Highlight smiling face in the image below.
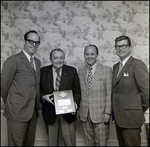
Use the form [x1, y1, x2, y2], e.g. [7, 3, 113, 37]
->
[84, 46, 98, 66]
[24, 32, 40, 56]
[50, 50, 65, 69]
[115, 39, 131, 61]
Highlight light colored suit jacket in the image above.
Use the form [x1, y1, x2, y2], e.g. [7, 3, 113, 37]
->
[112, 56, 149, 128]
[1, 51, 41, 122]
[78, 63, 112, 123]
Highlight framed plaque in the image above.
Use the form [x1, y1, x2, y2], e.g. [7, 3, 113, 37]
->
[53, 90, 76, 115]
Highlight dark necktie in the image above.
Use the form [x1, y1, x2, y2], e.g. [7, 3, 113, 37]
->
[55, 69, 61, 91]
[117, 62, 123, 77]
[30, 57, 36, 73]
[87, 66, 93, 94]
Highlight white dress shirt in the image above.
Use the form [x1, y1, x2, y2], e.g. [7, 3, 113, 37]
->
[23, 50, 36, 71]
[87, 62, 97, 77]
[52, 67, 62, 90]
[120, 55, 132, 67]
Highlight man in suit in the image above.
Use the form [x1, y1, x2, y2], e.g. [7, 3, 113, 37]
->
[1, 30, 41, 146]
[40, 48, 81, 146]
[112, 35, 149, 146]
[78, 44, 112, 146]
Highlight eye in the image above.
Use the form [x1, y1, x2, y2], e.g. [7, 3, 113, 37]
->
[60, 57, 64, 60]
[35, 42, 40, 46]
[85, 53, 90, 56]
[53, 57, 58, 60]
[122, 45, 128, 48]
[29, 40, 34, 44]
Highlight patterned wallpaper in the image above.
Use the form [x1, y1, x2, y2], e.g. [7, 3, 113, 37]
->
[1, 1, 149, 71]
[1, 1, 149, 110]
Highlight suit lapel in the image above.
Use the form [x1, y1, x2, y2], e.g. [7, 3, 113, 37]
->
[34, 58, 40, 84]
[20, 51, 35, 75]
[83, 67, 88, 89]
[79, 67, 88, 94]
[34, 58, 40, 76]
[90, 64, 103, 93]
[115, 56, 133, 85]
[59, 65, 67, 90]
[113, 63, 119, 86]
[46, 65, 54, 91]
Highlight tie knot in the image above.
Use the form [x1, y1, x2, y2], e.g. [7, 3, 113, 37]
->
[30, 57, 34, 61]
[88, 66, 92, 71]
[55, 69, 60, 74]
[119, 62, 123, 67]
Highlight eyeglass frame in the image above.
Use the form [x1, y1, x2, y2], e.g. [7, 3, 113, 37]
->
[115, 44, 130, 50]
[25, 39, 41, 46]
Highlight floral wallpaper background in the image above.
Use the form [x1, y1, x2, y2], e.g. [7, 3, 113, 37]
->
[1, 1, 149, 69]
[1, 1, 149, 108]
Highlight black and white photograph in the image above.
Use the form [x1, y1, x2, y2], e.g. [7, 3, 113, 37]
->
[1, 1, 149, 146]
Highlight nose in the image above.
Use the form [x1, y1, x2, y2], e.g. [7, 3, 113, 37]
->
[119, 46, 124, 49]
[88, 55, 93, 58]
[32, 43, 37, 46]
[57, 58, 63, 63]
[31, 43, 38, 48]
[117, 47, 123, 51]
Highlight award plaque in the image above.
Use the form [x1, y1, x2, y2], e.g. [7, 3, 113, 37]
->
[53, 90, 76, 115]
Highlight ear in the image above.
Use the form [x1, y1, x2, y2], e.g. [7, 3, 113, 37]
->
[130, 48, 134, 57]
[130, 45, 133, 52]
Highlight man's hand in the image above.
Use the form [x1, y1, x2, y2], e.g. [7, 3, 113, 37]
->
[74, 102, 78, 110]
[1, 97, 5, 109]
[42, 94, 54, 105]
[104, 113, 111, 124]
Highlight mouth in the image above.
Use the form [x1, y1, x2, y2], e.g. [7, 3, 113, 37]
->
[118, 50, 125, 54]
[55, 62, 63, 65]
[87, 58, 93, 62]
[31, 47, 37, 51]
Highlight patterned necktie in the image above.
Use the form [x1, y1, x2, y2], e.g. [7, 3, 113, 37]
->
[87, 66, 93, 94]
[117, 62, 123, 77]
[55, 69, 61, 91]
[30, 57, 36, 73]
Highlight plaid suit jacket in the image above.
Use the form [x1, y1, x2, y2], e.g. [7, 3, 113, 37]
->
[78, 63, 112, 123]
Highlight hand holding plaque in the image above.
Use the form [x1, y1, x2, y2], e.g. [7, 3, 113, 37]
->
[53, 90, 76, 115]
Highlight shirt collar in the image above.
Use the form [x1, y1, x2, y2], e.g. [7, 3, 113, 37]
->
[87, 62, 97, 74]
[88, 62, 97, 69]
[120, 55, 132, 66]
[23, 50, 34, 61]
[52, 66, 62, 73]
[91, 62, 97, 71]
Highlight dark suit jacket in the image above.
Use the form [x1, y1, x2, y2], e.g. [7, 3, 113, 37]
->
[40, 64, 81, 125]
[112, 56, 149, 128]
[1, 51, 41, 122]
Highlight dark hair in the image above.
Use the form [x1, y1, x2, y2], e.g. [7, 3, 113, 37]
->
[24, 30, 39, 40]
[115, 36, 131, 46]
[50, 48, 65, 59]
[84, 44, 99, 55]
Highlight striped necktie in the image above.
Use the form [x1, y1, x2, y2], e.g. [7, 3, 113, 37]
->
[87, 66, 93, 94]
[117, 62, 123, 77]
[55, 69, 61, 91]
[30, 57, 36, 73]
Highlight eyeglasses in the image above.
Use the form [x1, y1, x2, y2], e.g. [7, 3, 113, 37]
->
[25, 39, 40, 46]
[115, 44, 129, 50]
